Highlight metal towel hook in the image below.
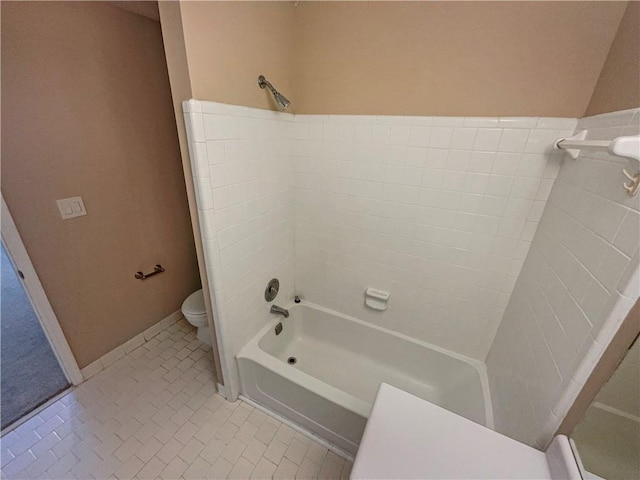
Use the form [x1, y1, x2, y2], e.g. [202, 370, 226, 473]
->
[622, 169, 640, 196]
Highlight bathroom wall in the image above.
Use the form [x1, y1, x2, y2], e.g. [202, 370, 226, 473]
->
[183, 100, 295, 397]
[178, 1, 295, 111]
[1, 1, 200, 368]
[486, 108, 640, 447]
[293, 114, 576, 359]
[292, 1, 626, 117]
[161, 1, 626, 118]
[585, 2, 640, 116]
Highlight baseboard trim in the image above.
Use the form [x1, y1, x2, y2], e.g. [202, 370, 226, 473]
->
[80, 309, 183, 380]
[239, 394, 354, 462]
[216, 382, 227, 399]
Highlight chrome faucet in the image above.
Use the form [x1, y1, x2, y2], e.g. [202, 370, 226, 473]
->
[270, 304, 289, 318]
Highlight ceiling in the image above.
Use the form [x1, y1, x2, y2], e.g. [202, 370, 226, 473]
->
[108, 1, 159, 22]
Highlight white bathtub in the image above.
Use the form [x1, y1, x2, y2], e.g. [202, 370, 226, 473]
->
[237, 302, 493, 455]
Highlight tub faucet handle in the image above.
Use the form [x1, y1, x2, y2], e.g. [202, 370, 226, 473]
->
[265, 278, 279, 302]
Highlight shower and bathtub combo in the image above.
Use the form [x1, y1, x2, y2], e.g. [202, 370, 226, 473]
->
[241, 78, 489, 456]
[182, 75, 640, 471]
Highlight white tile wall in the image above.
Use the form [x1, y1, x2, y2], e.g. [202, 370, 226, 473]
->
[184, 101, 580, 394]
[486, 108, 640, 448]
[184, 101, 593, 403]
[183, 100, 295, 400]
[292, 114, 577, 359]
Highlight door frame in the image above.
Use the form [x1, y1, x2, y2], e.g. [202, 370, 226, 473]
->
[557, 297, 640, 436]
[1, 196, 83, 385]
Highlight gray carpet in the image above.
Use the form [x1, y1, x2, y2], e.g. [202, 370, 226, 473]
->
[1, 243, 69, 429]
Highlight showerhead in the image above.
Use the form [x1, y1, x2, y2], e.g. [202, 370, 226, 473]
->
[258, 75, 291, 111]
[273, 91, 291, 111]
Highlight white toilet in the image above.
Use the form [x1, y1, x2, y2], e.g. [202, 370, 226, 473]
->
[181, 289, 212, 346]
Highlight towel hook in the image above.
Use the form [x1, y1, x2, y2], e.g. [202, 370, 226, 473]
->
[622, 169, 640, 196]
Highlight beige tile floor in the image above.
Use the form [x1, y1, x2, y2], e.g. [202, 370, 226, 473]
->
[0, 319, 353, 480]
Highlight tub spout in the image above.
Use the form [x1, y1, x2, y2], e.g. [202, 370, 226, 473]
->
[270, 305, 289, 318]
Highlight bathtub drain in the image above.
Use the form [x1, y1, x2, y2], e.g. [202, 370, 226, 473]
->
[287, 356, 297, 365]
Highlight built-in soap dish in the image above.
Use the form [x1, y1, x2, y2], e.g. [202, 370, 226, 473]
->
[365, 288, 390, 311]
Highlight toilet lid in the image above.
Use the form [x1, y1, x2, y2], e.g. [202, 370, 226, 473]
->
[182, 289, 206, 315]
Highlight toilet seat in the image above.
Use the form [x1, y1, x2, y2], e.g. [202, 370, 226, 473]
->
[182, 289, 206, 316]
[181, 289, 212, 346]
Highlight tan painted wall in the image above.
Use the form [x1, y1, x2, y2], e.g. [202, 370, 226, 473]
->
[585, 1, 640, 116]
[1, 1, 200, 368]
[293, 1, 626, 117]
[179, 1, 295, 111]
[167, 1, 627, 118]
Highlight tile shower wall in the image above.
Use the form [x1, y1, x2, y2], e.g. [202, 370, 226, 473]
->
[183, 101, 580, 396]
[486, 108, 640, 447]
[183, 100, 295, 399]
[293, 115, 577, 359]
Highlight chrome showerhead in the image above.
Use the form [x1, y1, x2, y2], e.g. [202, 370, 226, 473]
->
[273, 91, 291, 111]
[258, 75, 291, 111]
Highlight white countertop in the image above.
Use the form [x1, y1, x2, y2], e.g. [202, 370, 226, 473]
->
[351, 383, 562, 479]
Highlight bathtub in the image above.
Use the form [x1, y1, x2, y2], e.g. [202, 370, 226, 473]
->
[237, 302, 493, 455]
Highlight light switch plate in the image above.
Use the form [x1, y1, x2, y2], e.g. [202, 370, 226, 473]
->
[56, 196, 87, 220]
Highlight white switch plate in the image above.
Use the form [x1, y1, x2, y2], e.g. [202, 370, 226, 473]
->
[56, 196, 87, 220]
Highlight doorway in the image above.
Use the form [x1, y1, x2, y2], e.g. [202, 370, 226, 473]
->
[1, 197, 82, 431]
[0, 242, 69, 429]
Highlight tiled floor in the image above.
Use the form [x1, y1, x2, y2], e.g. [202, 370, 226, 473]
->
[0, 319, 353, 479]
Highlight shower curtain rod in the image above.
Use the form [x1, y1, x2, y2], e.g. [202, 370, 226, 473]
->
[555, 131, 640, 196]
[555, 132, 640, 162]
